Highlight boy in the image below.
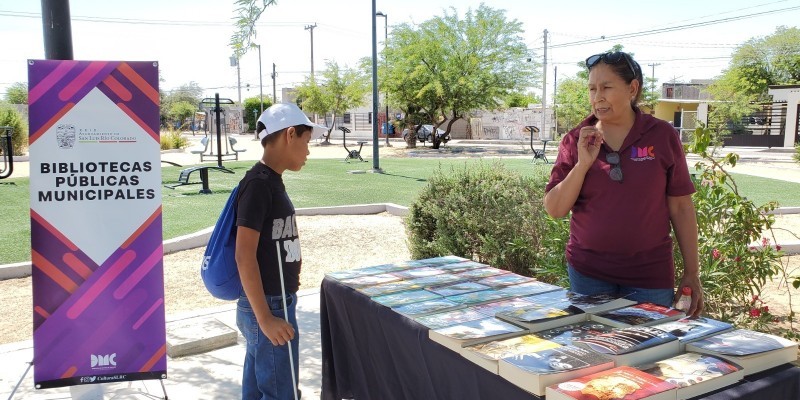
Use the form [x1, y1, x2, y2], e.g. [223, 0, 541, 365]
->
[234, 103, 327, 400]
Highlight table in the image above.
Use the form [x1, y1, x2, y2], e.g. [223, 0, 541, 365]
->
[320, 277, 800, 400]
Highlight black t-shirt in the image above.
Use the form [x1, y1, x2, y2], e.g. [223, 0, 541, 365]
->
[236, 162, 301, 295]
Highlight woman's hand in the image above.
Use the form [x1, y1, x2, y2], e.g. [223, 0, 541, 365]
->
[576, 126, 603, 171]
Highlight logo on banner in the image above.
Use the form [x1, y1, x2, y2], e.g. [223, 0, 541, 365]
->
[79, 376, 97, 383]
[91, 353, 117, 369]
[56, 124, 76, 149]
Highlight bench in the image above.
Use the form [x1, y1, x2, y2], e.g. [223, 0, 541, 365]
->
[229, 137, 247, 160]
[191, 136, 209, 156]
[165, 165, 234, 194]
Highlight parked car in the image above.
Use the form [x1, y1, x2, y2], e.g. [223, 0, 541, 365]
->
[402, 124, 450, 144]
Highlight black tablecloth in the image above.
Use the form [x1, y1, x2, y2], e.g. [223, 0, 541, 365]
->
[320, 277, 800, 400]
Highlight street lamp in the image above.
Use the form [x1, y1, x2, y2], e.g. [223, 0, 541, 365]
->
[370, 0, 380, 172]
[376, 11, 390, 147]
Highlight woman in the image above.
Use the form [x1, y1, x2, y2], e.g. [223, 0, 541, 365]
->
[543, 51, 703, 317]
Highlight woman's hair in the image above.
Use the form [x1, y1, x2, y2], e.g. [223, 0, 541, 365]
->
[260, 124, 312, 147]
[588, 52, 644, 106]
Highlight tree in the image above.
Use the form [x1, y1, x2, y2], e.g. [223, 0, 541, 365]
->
[229, 0, 277, 57]
[295, 61, 370, 144]
[706, 26, 800, 131]
[384, 5, 539, 149]
[243, 96, 272, 131]
[503, 91, 541, 109]
[553, 76, 590, 133]
[169, 101, 196, 130]
[161, 82, 203, 127]
[4, 82, 27, 104]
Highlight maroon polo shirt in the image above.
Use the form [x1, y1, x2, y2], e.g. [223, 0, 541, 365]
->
[546, 111, 695, 289]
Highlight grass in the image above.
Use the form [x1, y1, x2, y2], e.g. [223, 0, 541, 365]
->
[1, 158, 799, 264]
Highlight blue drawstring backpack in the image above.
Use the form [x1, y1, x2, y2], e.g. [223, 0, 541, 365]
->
[201, 185, 241, 300]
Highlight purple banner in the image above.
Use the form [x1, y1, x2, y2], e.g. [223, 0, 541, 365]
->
[28, 60, 166, 389]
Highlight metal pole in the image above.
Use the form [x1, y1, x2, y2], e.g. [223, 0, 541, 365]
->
[371, 0, 380, 171]
[41, 0, 73, 60]
[257, 44, 263, 114]
[541, 29, 548, 140]
[383, 13, 390, 147]
[305, 24, 317, 77]
[272, 63, 277, 103]
[553, 65, 558, 137]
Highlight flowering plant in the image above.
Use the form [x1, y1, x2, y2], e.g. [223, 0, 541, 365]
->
[678, 125, 792, 334]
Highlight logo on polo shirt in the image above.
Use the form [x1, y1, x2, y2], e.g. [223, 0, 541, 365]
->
[630, 146, 655, 161]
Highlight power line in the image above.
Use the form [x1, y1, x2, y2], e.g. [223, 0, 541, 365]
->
[548, 5, 800, 49]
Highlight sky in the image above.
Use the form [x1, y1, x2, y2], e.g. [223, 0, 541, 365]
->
[0, 0, 798, 104]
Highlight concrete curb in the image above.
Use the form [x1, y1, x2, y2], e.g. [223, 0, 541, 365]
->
[0, 204, 410, 281]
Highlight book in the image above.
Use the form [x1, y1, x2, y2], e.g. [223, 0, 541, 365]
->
[428, 317, 527, 352]
[325, 269, 367, 280]
[406, 273, 466, 287]
[535, 321, 617, 346]
[495, 301, 588, 332]
[372, 289, 441, 308]
[446, 288, 514, 306]
[438, 260, 490, 272]
[392, 266, 447, 279]
[498, 345, 615, 396]
[354, 262, 414, 275]
[471, 298, 537, 318]
[590, 303, 685, 328]
[357, 280, 424, 297]
[455, 266, 508, 279]
[427, 281, 491, 297]
[650, 317, 734, 350]
[394, 297, 463, 317]
[339, 273, 402, 288]
[461, 333, 561, 373]
[476, 273, 535, 288]
[685, 329, 799, 374]
[572, 326, 680, 366]
[546, 366, 677, 400]
[498, 281, 564, 297]
[413, 307, 487, 329]
[640, 352, 744, 400]
[415, 255, 470, 267]
[564, 293, 638, 315]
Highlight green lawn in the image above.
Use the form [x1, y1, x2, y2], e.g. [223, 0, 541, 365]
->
[1, 158, 798, 264]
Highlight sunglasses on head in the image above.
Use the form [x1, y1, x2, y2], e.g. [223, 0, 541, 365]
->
[606, 151, 623, 183]
[586, 52, 637, 79]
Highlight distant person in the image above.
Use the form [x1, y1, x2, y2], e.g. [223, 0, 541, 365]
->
[543, 51, 703, 317]
[235, 103, 327, 399]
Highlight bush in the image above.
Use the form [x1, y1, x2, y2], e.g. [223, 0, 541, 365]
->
[794, 142, 799, 165]
[681, 125, 790, 335]
[406, 162, 558, 277]
[160, 129, 189, 150]
[0, 105, 28, 156]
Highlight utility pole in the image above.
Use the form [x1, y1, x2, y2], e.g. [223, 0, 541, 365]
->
[304, 23, 317, 77]
[271, 63, 277, 103]
[647, 62, 661, 94]
[41, 0, 73, 60]
[553, 65, 558, 137]
[376, 11, 390, 147]
[370, 1, 380, 171]
[541, 29, 548, 139]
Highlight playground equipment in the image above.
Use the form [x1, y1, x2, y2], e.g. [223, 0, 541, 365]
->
[196, 97, 244, 162]
[0, 126, 14, 180]
[525, 125, 549, 164]
[166, 94, 234, 194]
[340, 126, 367, 162]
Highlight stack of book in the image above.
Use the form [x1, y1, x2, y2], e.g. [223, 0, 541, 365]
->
[326, 256, 799, 399]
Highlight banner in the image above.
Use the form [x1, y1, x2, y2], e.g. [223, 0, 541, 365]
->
[28, 60, 166, 389]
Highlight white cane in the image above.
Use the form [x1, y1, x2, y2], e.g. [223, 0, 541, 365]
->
[276, 241, 299, 400]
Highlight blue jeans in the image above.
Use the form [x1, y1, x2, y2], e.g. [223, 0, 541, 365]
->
[567, 265, 674, 307]
[237, 293, 300, 400]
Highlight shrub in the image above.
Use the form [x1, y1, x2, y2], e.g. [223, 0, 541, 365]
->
[406, 162, 556, 277]
[680, 125, 790, 334]
[794, 142, 799, 166]
[160, 129, 189, 150]
[0, 105, 28, 156]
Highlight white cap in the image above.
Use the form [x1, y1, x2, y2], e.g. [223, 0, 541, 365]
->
[257, 103, 328, 140]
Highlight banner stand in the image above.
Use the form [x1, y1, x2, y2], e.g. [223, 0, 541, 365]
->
[7, 360, 169, 399]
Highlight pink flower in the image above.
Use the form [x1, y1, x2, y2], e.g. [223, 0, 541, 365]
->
[749, 308, 761, 318]
[776, 245, 782, 251]
[761, 305, 769, 313]
[752, 295, 759, 302]
[712, 249, 721, 260]
[762, 237, 770, 247]
[734, 257, 741, 262]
